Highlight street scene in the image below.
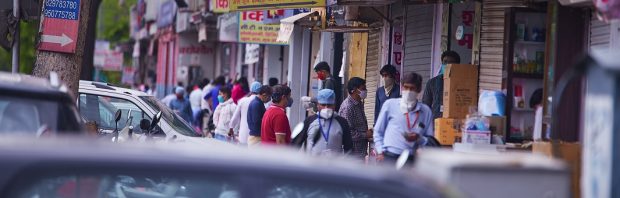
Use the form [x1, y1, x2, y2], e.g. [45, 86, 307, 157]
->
[0, 0, 619, 197]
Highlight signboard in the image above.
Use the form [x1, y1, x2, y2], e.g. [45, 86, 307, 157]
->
[449, 2, 474, 65]
[121, 67, 135, 84]
[94, 50, 123, 71]
[39, 0, 81, 53]
[245, 44, 260, 64]
[262, 8, 310, 24]
[219, 13, 239, 42]
[391, 18, 403, 69]
[210, 0, 230, 13]
[239, 11, 287, 45]
[157, 1, 177, 29]
[230, 0, 325, 11]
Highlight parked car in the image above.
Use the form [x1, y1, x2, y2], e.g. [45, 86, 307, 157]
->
[0, 137, 446, 198]
[78, 81, 208, 144]
[0, 72, 82, 135]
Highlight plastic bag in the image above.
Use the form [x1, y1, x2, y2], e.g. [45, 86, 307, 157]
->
[478, 90, 506, 116]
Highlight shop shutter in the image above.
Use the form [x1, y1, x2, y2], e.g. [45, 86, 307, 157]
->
[403, 4, 435, 92]
[365, 29, 381, 127]
[589, 14, 611, 50]
[478, 0, 525, 91]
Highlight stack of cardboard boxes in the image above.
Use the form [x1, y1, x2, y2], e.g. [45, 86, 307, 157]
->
[434, 64, 508, 145]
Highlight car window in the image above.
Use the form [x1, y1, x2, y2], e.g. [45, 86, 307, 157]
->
[140, 96, 200, 137]
[0, 96, 60, 134]
[79, 94, 149, 131]
[13, 172, 242, 198]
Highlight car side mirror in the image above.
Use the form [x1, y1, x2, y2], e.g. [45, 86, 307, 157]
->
[114, 109, 122, 123]
[140, 119, 151, 131]
[150, 111, 163, 130]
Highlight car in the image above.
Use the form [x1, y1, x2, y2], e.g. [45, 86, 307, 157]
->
[0, 137, 446, 198]
[78, 80, 208, 144]
[0, 72, 82, 135]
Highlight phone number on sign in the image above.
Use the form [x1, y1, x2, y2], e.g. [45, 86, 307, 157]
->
[45, 0, 79, 10]
[44, 9, 78, 20]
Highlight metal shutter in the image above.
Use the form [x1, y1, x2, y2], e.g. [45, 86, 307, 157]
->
[403, 4, 435, 92]
[365, 29, 381, 127]
[478, 0, 525, 91]
[589, 14, 611, 50]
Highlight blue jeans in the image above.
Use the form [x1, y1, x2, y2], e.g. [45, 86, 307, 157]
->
[214, 134, 229, 142]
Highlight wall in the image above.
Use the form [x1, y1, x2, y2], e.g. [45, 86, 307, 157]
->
[263, 45, 283, 85]
[176, 32, 216, 85]
[404, 4, 435, 92]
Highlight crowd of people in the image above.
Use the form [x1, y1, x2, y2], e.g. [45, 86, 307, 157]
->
[154, 50, 462, 166]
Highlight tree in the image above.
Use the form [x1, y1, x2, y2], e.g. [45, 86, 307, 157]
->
[32, 0, 99, 96]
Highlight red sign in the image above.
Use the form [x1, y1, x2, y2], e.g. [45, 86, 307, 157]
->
[38, 0, 81, 53]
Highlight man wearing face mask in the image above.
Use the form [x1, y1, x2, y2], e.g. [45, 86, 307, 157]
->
[302, 89, 352, 156]
[262, 85, 294, 145]
[314, 62, 342, 110]
[374, 72, 434, 166]
[423, 51, 461, 120]
[375, 65, 401, 123]
[339, 77, 372, 159]
[247, 85, 273, 146]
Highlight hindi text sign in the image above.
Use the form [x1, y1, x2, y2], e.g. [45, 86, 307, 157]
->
[230, 0, 324, 11]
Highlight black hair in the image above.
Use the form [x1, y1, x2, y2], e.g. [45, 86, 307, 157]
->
[238, 77, 249, 93]
[268, 78, 279, 87]
[314, 61, 331, 73]
[258, 85, 273, 95]
[441, 51, 461, 64]
[219, 86, 232, 98]
[530, 88, 544, 109]
[200, 78, 210, 88]
[380, 64, 398, 76]
[402, 72, 423, 92]
[214, 76, 226, 86]
[347, 77, 366, 94]
[271, 85, 291, 103]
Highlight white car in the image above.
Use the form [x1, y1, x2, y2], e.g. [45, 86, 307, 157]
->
[78, 81, 213, 145]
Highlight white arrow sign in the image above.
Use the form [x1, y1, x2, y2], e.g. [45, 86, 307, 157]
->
[41, 34, 74, 47]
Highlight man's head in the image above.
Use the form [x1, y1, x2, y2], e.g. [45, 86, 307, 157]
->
[268, 78, 279, 87]
[214, 76, 226, 86]
[175, 87, 185, 98]
[271, 85, 292, 107]
[402, 72, 423, 93]
[219, 86, 232, 102]
[257, 85, 273, 103]
[380, 64, 398, 87]
[314, 62, 331, 80]
[250, 81, 262, 94]
[317, 89, 336, 110]
[441, 51, 461, 65]
[347, 77, 367, 101]
[200, 78, 210, 89]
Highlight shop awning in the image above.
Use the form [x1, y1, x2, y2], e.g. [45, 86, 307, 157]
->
[276, 11, 318, 43]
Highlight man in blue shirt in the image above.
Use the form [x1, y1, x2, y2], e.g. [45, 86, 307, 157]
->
[374, 72, 434, 166]
[169, 87, 193, 124]
[247, 85, 272, 146]
[204, 76, 226, 111]
[375, 64, 401, 123]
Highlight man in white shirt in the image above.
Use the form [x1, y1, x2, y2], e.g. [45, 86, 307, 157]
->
[213, 86, 237, 142]
[229, 82, 262, 145]
[189, 83, 204, 130]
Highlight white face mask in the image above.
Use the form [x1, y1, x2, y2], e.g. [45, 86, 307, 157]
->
[319, 108, 334, 119]
[400, 90, 419, 112]
[358, 89, 367, 99]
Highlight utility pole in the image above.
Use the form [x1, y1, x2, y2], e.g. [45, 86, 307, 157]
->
[11, 0, 19, 73]
[33, 0, 95, 96]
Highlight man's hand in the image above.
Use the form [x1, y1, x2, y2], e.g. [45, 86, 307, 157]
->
[366, 129, 373, 140]
[376, 154, 384, 162]
[228, 129, 234, 137]
[404, 132, 418, 142]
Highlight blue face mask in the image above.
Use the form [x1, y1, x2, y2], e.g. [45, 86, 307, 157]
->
[287, 97, 294, 107]
[217, 95, 225, 103]
[438, 64, 447, 75]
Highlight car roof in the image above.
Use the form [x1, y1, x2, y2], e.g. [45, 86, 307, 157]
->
[0, 72, 71, 101]
[79, 80, 150, 97]
[0, 137, 443, 197]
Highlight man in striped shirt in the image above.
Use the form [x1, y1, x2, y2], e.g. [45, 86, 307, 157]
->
[339, 77, 372, 159]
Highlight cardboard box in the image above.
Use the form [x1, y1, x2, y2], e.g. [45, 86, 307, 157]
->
[462, 130, 491, 144]
[533, 142, 582, 198]
[443, 64, 479, 119]
[435, 118, 462, 145]
[487, 116, 506, 137]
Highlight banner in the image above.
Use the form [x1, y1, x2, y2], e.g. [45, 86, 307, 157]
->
[230, 0, 325, 11]
[239, 11, 287, 45]
[210, 0, 229, 13]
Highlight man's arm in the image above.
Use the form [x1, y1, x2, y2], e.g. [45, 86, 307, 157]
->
[374, 90, 381, 123]
[337, 117, 353, 153]
[246, 102, 259, 133]
[422, 79, 434, 107]
[273, 114, 290, 145]
[212, 106, 221, 126]
[228, 102, 242, 130]
[339, 104, 362, 141]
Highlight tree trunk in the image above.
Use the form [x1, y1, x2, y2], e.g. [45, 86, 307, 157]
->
[32, 0, 95, 97]
[80, 0, 102, 81]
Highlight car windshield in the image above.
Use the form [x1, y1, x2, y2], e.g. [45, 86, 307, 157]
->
[140, 96, 200, 137]
[0, 95, 81, 135]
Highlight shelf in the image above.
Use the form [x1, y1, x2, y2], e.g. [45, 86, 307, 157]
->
[515, 40, 545, 45]
[512, 72, 543, 79]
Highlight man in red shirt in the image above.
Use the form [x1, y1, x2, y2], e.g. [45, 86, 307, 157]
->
[261, 85, 293, 144]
